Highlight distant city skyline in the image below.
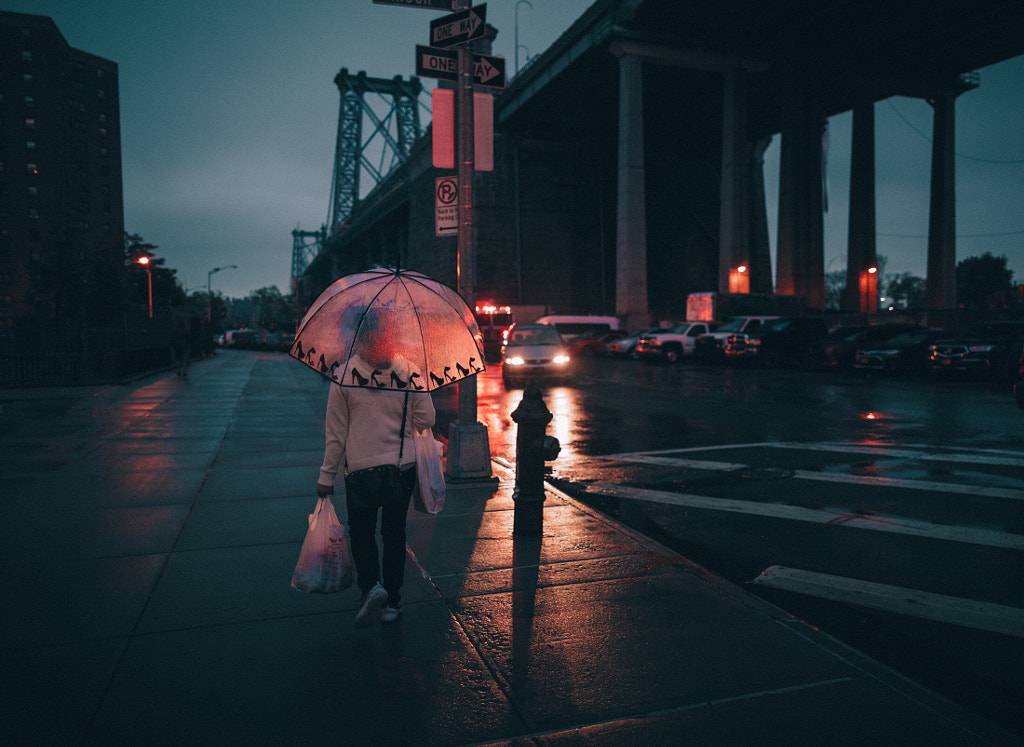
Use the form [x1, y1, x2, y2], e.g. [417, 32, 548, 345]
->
[9, 1, 1024, 300]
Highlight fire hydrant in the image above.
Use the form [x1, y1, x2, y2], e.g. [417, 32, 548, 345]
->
[511, 385, 560, 535]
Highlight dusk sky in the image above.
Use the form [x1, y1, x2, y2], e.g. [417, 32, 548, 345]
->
[8, 1, 1024, 300]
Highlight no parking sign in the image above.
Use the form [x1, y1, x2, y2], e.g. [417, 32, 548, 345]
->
[435, 176, 458, 236]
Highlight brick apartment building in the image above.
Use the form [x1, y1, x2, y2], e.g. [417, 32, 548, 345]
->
[0, 11, 124, 333]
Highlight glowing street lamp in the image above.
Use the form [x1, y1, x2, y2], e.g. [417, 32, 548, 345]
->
[136, 256, 153, 318]
[728, 264, 749, 294]
[859, 266, 878, 313]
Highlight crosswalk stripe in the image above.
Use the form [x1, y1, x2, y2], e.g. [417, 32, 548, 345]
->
[600, 454, 1024, 502]
[584, 482, 1024, 551]
[751, 565, 1024, 638]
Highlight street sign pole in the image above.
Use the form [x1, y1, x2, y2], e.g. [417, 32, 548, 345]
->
[456, 1, 475, 426]
[456, 0, 476, 426]
[446, 0, 497, 484]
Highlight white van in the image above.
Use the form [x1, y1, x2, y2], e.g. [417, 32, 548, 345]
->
[536, 315, 620, 341]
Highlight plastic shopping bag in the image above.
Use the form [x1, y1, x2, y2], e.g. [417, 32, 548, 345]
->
[291, 496, 354, 593]
[412, 429, 446, 514]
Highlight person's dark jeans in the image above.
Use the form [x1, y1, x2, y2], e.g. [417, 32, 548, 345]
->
[345, 465, 416, 601]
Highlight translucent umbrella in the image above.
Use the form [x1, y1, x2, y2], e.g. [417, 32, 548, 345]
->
[290, 267, 484, 391]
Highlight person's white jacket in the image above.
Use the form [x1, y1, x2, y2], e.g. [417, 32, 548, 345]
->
[319, 384, 436, 487]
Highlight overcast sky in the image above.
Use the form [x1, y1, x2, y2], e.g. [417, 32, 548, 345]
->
[9, 0, 1024, 300]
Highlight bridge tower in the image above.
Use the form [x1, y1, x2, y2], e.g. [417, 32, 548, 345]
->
[291, 225, 327, 295]
[328, 69, 424, 236]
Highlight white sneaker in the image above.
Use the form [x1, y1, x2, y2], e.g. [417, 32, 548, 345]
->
[354, 583, 387, 628]
[381, 601, 403, 623]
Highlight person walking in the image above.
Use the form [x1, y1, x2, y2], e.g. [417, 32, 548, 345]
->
[170, 319, 190, 377]
[316, 382, 435, 627]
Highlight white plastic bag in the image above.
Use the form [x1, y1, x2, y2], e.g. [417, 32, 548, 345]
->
[412, 429, 446, 514]
[291, 496, 354, 593]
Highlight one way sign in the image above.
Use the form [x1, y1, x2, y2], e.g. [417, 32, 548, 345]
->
[430, 4, 486, 49]
[415, 45, 506, 89]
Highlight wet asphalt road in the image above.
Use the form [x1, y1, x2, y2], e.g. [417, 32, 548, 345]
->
[457, 355, 1024, 738]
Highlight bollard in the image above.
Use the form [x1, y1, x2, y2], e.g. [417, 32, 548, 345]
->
[510, 385, 560, 535]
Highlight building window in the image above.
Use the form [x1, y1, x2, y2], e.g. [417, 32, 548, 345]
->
[26, 141, 36, 149]
[26, 163, 37, 175]
[25, 118, 35, 129]
[22, 74, 33, 84]
[28, 186, 38, 196]
[98, 113, 107, 123]
[97, 89, 105, 99]
[24, 96, 34, 108]
[22, 51, 33, 62]
[28, 208, 39, 219]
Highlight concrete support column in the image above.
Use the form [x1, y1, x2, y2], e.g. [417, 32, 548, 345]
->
[614, 52, 650, 329]
[776, 75, 825, 309]
[719, 68, 750, 294]
[844, 103, 878, 312]
[927, 95, 957, 310]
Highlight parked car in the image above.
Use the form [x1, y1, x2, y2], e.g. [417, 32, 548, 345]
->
[927, 320, 1024, 380]
[853, 328, 945, 375]
[568, 330, 626, 357]
[262, 331, 294, 352]
[501, 323, 572, 388]
[693, 316, 781, 361]
[822, 323, 919, 371]
[724, 317, 829, 368]
[635, 321, 717, 363]
[605, 328, 661, 359]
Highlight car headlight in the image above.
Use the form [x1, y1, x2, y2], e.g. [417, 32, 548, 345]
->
[505, 355, 525, 366]
[553, 354, 570, 365]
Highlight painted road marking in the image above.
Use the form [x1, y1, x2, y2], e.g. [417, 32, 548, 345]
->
[606, 440, 1024, 469]
[584, 482, 1024, 551]
[751, 565, 1024, 638]
[599, 449, 1024, 502]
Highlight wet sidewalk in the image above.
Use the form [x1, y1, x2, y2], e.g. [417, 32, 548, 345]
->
[0, 351, 1015, 745]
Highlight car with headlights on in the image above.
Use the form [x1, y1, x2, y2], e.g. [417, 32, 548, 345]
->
[501, 324, 572, 388]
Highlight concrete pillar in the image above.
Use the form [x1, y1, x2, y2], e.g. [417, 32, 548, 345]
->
[719, 68, 750, 294]
[844, 103, 877, 312]
[926, 95, 957, 310]
[776, 75, 825, 309]
[615, 52, 650, 329]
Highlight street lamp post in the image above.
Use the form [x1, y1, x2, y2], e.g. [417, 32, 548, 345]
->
[207, 265, 237, 322]
[136, 256, 153, 318]
[515, 0, 533, 74]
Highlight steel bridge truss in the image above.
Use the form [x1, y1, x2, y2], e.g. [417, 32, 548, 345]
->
[328, 68, 425, 236]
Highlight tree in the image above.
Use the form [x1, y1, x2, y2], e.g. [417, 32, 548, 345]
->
[884, 273, 926, 310]
[824, 270, 845, 310]
[124, 232, 186, 314]
[250, 286, 296, 330]
[957, 253, 1014, 309]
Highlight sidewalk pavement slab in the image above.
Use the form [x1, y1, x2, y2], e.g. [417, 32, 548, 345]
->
[0, 351, 1016, 745]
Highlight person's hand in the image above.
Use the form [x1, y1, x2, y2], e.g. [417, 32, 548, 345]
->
[316, 483, 334, 498]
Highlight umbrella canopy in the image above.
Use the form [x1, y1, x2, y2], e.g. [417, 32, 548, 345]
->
[290, 268, 485, 391]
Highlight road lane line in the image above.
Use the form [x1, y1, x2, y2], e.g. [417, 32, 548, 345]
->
[771, 441, 1024, 468]
[600, 454, 1024, 502]
[751, 565, 1024, 638]
[584, 482, 1024, 551]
